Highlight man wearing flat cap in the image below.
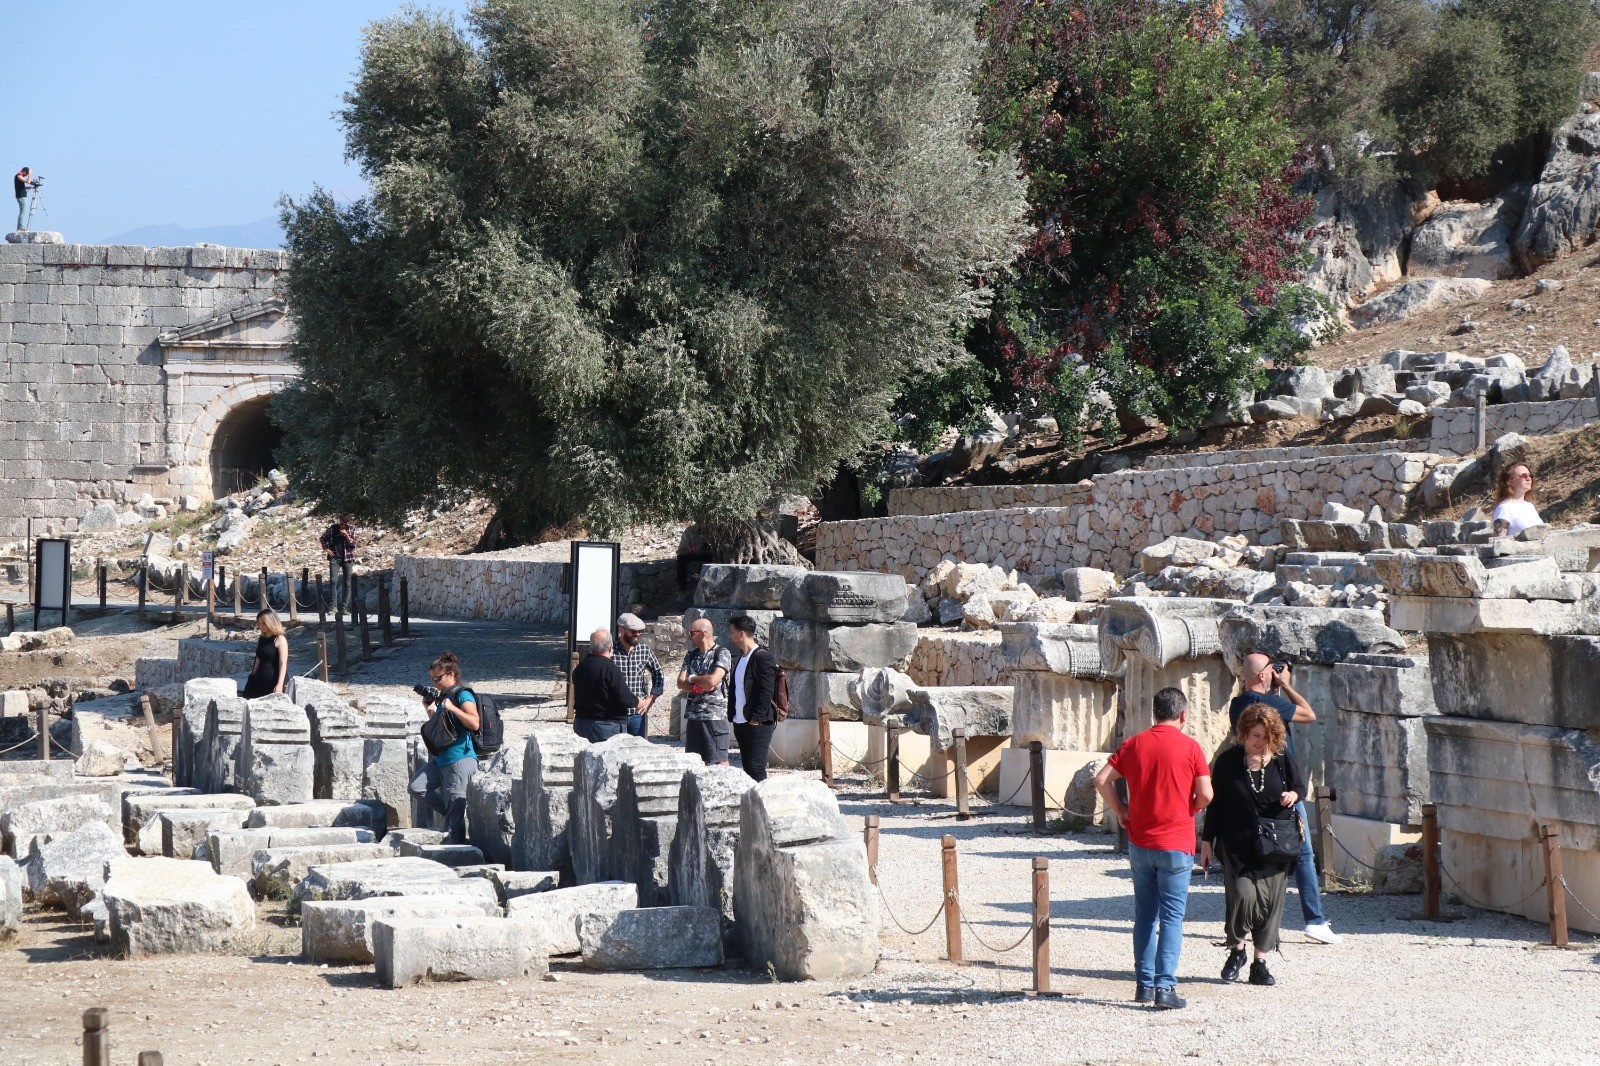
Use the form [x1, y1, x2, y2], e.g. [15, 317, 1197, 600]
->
[614, 612, 665, 738]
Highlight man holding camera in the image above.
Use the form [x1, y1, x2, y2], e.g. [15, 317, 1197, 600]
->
[1229, 652, 1341, 945]
[14, 167, 37, 231]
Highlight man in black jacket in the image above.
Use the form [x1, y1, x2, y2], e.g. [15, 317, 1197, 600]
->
[727, 615, 778, 781]
[571, 629, 639, 743]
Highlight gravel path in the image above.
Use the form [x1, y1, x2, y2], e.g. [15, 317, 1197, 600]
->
[3, 772, 1598, 1065]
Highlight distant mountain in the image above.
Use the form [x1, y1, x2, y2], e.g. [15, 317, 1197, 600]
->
[94, 216, 284, 249]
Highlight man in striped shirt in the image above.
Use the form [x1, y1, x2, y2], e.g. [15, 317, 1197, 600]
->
[614, 613, 664, 738]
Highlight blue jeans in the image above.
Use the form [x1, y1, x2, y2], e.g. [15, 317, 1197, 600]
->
[626, 712, 649, 737]
[1129, 843, 1192, 992]
[16, 196, 26, 230]
[573, 717, 625, 743]
[1293, 800, 1326, 925]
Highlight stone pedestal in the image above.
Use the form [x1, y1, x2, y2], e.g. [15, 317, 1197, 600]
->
[466, 772, 515, 867]
[512, 730, 588, 877]
[178, 678, 237, 788]
[361, 695, 425, 829]
[241, 694, 314, 806]
[200, 696, 247, 795]
[1000, 623, 1118, 752]
[304, 694, 364, 801]
[668, 765, 755, 942]
[1100, 598, 1238, 756]
[614, 754, 702, 905]
[569, 734, 656, 885]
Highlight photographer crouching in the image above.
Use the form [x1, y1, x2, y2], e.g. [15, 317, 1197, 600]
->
[408, 651, 480, 845]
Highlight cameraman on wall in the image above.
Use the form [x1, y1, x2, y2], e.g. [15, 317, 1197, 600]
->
[408, 651, 480, 845]
[14, 167, 38, 231]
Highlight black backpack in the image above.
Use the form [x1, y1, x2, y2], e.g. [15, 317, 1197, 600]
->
[465, 690, 503, 756]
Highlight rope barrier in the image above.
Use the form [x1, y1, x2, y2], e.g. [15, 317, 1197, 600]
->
[874, 878, 948, 938]
[1437, 854, 1548, 912]
[0, 732, 41, 756]
[1559, 875, 1600, 930]
[1328, 829, 1421, 875]
[50, 735, 76, 758]
[958, 914, 1035, 955]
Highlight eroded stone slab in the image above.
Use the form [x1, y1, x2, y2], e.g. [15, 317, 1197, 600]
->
[103, 857, 256, 957]
[373, 916, 548, 987]
[301, 896, 498, 964]
[578, 905, 722, 970]
[505, 881, 637, 956]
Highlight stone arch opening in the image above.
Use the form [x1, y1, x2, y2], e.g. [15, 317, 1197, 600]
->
[208, 395, 283, 498]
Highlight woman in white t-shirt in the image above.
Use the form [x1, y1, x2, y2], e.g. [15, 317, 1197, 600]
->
[1492, 463, 1543, 537]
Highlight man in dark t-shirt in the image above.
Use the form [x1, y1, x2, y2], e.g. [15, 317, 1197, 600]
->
[1230, 652, 1340, 945]
[14, 167, 35, 231]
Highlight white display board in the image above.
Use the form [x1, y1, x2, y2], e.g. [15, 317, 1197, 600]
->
[34, 537, 71, 627]
[569, 541, 620, 651]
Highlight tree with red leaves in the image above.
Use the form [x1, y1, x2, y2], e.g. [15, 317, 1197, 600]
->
[975, 0, 1324, 442]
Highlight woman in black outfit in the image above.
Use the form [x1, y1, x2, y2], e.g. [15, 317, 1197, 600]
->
[1200, 702, 1303, 987]
[240, 608, 289, 699]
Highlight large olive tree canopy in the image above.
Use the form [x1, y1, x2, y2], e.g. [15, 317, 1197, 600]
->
[274, 0, 1025, 554]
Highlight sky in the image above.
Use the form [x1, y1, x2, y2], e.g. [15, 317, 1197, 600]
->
[7, 0, 473, 245]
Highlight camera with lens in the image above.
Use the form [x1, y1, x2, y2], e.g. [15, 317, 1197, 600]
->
[413, 683, 441, 703]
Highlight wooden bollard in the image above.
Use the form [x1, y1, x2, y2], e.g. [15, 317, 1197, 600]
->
[378, 575, 393, 646]
[1316, 786, 1335, 891]
[952, 728, 971, 821]
[334, 609, 348, 674]
[232, 568, 243, 622]
[864, 815, 880, 885]
[359, 605, 373, 659]
[169, 715, 179, 778]
[1029, 740, 1047, 833]
[316, 577, 327, 629]
[82, 1007, 111, 1066]
[138, 1053, 165, 1066]
[317, 631, 330, 683]
[137, 564, 147, 622]
[258, 567, 269, 611]
[1032, 856, 1051, 995]
[818, 708, 834, 788]
[287, 569, 299, 627]
[206, 566, 216, 623]
[1543, 824, 1569, 947]
[1422, 804, 1441, 921]
[5, 601, 14, 634]
[885, 722, 901, 802]
[139, 695, 160, 766]
[97, 561, 107, 612]
[399, 576, 410, 637]
[1475, 393, 1488, 452]
[172, 566, 186, 624]
[942, 835, 962, 964]
[37, 702, 49, 761]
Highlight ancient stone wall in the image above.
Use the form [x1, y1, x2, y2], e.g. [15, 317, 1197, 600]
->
[392, 551, 679, 624]
[1429, 397, 1599, 454]
[0, 243, 288, 538]
[904, 630, 1005, 687]
[817, 449, 1437, 583]
[887, 484, 1091, 517]
[134, 638, 254, 691]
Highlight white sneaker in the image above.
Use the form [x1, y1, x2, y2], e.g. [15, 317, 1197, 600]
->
[1304, 922, 1341, 944]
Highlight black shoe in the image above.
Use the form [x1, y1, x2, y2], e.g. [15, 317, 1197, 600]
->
[1134, 986, 1152, 1003]
[1153, 988, 1186, 1010]
[1221, 948, 1248, 982]
[1248, 959, 1275, 986]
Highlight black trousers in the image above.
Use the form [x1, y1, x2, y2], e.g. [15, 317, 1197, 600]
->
[733, 721, 777, 782]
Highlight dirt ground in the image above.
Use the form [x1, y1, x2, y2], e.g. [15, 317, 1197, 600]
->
[4, 788, 1599, 1066]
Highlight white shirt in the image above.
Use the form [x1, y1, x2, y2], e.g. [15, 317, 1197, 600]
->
[1492, 498, 1542, 537]
[732, 653, 750, 724]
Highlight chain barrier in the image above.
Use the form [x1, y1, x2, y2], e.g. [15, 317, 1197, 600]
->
[874, 877, 947, 938]
[826, 742, 946, 787]
[1437, 853, 1548, 912]
[1559, 875, 1600, 930]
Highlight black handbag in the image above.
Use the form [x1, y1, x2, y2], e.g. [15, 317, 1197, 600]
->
[1254, 754, 1304, 862]
[420, 702, 458, 755]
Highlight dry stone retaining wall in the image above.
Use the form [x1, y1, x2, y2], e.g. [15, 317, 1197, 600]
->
[393, 552, 677, 624]
[888, 484, 1091, 517]
[818, 450, 1437, 583]
[1429, 397, 1599, 454]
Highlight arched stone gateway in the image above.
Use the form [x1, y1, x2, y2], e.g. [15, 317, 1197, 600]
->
[162, 300, 298, 503]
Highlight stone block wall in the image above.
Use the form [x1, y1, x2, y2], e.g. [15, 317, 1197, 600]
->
[134, 638, 253, 691]
[0, 243, 286, 538]
[904, 631, 1005, 687]
[817, 450, 1438, 583]
[1141, 441, 1402, 470]
[392, 551, 679, 624]
[888, 484, 1091, 517]
[1429, 397, 1599, 454]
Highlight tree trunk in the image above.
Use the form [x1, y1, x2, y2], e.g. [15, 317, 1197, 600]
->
[474, 510, 524, 554]
[701, 516, 811, 568]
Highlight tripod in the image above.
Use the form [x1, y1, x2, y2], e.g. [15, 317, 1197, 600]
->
[23, 183, 49, 232]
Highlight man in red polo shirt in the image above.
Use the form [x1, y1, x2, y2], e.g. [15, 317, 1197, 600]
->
[1094, 687, 1213, 1010]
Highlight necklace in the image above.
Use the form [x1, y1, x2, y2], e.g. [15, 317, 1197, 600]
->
[1246, 754, 1269, 794]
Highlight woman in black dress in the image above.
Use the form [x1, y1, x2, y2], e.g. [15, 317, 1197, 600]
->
[1200, 702, 1304, 987]
[240, 608, 289, 699]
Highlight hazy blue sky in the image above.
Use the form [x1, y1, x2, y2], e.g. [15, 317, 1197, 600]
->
[9, 1, 472, 244]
